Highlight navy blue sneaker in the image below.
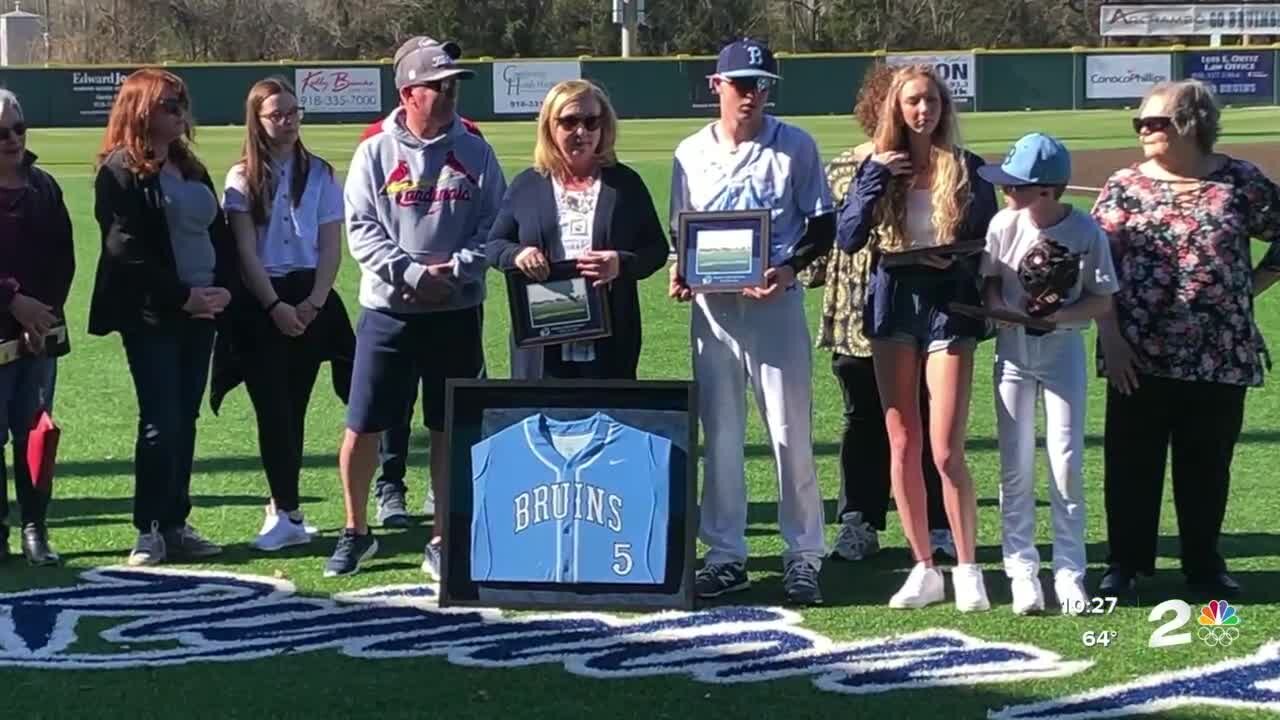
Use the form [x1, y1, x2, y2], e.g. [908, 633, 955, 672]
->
[695, 562, 750, 598]
[324, 529, 378, 578]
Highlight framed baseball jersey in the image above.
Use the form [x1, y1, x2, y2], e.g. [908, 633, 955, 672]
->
[470, 413, 670, 584]
[439, 380, 697, 611]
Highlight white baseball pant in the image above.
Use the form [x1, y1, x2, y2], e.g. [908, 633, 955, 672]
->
[993, 327, 1088, 581]
[692, 285, 827, 568]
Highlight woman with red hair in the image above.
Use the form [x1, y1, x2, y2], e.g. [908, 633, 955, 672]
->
[88, 68, 237, 567]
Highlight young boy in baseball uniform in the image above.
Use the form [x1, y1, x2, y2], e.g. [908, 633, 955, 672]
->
[978, 133, 1118, 614]
[669, 38, 835, 605]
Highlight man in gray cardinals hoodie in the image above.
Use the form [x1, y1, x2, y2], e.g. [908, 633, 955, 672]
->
[327, 36, 506, 579]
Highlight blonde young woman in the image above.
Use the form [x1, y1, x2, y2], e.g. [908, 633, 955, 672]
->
[835, 65, 998, 611]
[487, 79, 668, 379]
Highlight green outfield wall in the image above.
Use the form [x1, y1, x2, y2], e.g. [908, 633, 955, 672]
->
[2, 46, 1276, 127]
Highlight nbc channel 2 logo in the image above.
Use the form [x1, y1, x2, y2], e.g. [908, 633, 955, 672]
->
[1148, 599, 1243, 648]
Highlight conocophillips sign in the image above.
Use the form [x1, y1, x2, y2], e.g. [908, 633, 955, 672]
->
[1085, 54, 1173, 99]
[1102, 4, 1280, 36]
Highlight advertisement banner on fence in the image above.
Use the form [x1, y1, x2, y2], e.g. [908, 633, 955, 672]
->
[493, 61, 581, 114]
[1102, 4, 1280, 36]
[295, 68, 381, 114]
[70, 69, 130, 119]
[1186, 51, 1274, 98]
[1085, 54, 1172, 99]
[886, 53, 975, 99]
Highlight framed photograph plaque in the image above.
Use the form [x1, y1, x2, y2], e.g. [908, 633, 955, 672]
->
[505, 261, 611, 349]
[676, 209, 770, 292]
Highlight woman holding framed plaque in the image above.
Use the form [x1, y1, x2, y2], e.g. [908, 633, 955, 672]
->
[835, 65, 998, 612]
[487, 80, 668, 380]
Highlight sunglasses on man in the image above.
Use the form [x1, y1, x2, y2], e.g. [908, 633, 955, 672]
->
[720, 76, 774, 94]
[556, 114, 602, 132]
[1132, 116, 1173, 134]
[0, 123, 26, 141]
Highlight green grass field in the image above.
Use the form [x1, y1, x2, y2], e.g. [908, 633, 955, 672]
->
[3, 108, 1280, 718]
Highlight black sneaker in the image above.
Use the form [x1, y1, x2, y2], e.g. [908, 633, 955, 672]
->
[695, 562, 750, 598]
[377, 491, 412, 529]
[324, 529, 378, 578]
[1097, 565, 1137, 594]
[782, 559, 823, 606]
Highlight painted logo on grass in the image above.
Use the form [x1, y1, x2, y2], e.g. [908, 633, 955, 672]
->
[0, 567, 1087, 697]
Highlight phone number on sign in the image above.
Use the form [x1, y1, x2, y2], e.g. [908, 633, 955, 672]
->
[301, 94, 380, 109]
[503, 100, 544, 110]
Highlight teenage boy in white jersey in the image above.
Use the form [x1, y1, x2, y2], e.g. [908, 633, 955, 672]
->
[325, 37, 506, 578]
[669, 38, 835, 605]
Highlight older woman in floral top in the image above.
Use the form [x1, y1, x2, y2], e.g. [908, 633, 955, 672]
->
[1092, 80, 1280, 597]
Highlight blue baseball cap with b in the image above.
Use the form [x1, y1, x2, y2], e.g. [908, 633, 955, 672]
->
[978, 133, 1072, 186]
[713, 38, 781, 80]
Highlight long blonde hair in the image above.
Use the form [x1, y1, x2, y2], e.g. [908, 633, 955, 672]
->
[870, 65, 969, 250]
[533, 80, 618, 179]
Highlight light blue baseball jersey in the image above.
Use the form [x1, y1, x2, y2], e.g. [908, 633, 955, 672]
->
[470, 413, 671, 584]
[669, 114, 834, 266]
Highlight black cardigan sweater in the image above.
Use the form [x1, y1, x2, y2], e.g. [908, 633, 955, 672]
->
[487, 163, 669, 378]
[88, 148, 238, 336]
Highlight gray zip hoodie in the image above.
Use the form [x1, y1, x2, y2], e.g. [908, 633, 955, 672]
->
[345, 108, 506, 312]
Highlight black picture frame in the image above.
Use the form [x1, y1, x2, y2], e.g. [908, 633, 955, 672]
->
[881, 238, 986, 261]
[676, 209, 771, 293]
[505, 261, 612, 349]
[439, 379, 698, 612]
[948, 302, 1058, 332]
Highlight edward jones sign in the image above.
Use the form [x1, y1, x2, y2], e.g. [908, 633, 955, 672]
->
[1101, 4, 1280, 36]
[295, 68, 381, 114]
[1086, 54, 1172, 99]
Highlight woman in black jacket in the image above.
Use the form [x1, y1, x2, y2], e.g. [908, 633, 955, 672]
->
[487, 79, 668, 379]
[87, 69, 236, 567]
[0, 89, 74, 566]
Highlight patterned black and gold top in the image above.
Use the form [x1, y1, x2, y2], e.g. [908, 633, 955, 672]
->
[804, 145, 874, 358]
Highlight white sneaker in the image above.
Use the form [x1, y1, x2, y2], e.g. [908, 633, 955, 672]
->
[931, 529, 957, 560]
[888, 562, 946, 609]
[1055, 574, 1089, 616]
[831, 512, 880, 561]
[1010, 576, 1045, 615]
[252, 510, 312, 552]
[953, 563, 991, 612]
[261, 504, 318, 536]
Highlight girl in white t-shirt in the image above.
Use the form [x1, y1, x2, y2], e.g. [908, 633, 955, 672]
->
[221, 77, 349, 552]
[978, 133, 1119, 615]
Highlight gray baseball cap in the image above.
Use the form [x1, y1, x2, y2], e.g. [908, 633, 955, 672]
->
[394, 36, 475, 89]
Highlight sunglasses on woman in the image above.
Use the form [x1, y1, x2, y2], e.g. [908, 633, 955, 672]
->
[158, 97, 189, 116]
[556, 114, 602, 132]
[0, 123, 26, 141]
[1132, 116, 1173, 134]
